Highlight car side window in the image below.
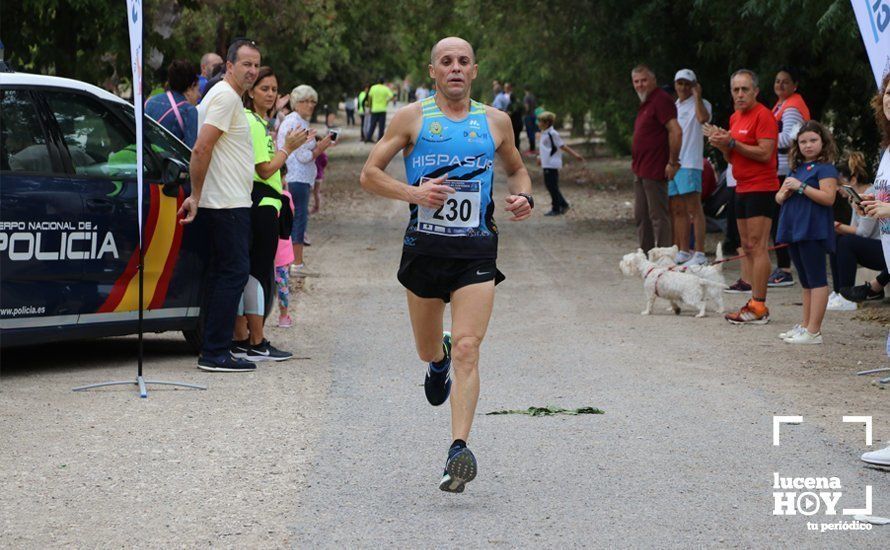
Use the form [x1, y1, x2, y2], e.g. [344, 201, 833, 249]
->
[0, 89, 56, 173]
[42, 91, 150, 179]
[120, 104, 192, 162]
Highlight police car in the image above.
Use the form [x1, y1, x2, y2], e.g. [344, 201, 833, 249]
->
[0, 70, 208, 350]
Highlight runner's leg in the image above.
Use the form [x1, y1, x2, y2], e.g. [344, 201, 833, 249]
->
[406, 291, 447, 363]
[448, 280, 495, 442]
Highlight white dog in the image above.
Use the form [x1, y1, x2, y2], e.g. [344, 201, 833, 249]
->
[647, 245, 680, 267]
[684, 243, 725, 311]
[619, 249, 726, 317]
[646, 243, 726, 313]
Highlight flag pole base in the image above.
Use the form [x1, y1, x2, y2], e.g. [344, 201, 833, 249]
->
[72, 376, 206, 398]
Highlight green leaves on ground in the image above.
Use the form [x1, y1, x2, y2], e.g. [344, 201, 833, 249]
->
[486, 406, 605, 417]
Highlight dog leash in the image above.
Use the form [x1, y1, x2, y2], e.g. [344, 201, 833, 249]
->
[643, 265, 668, 297]
[709, 243, 790, 266]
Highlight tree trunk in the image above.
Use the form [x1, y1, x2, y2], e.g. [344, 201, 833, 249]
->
[570, 111, 585, 137]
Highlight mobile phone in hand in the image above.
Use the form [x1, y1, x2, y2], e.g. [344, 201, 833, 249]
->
[328, 128, 340, 142]
[843, 185, 863, 204]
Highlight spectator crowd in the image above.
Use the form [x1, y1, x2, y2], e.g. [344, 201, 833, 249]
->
[628, 62, 890, 465]
[148, 40, 339, 371]
[628, 63, 890, 336]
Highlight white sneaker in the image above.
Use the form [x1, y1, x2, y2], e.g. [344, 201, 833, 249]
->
[674, 250, 692, 263]
[681, 252, 708, 267]
[784, 330, 823, 344]
[779, 324, 804, 339]
[289, 263, 317, 277]
[826, 293, 857, 311]
[861, 445, 890, 466]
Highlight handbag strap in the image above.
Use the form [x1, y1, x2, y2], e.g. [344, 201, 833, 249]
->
[166, 91, 187, 134]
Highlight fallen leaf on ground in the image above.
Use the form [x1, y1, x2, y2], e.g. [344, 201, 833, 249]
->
[486, 405, 605, 416]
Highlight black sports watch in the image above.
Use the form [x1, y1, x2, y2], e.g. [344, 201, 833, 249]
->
[518, 193, 535, 209]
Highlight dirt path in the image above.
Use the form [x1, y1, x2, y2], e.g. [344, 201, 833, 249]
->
[1, 129, 887, 547]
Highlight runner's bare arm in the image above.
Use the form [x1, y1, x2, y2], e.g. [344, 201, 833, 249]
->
[359, 105, 454, 208]
[487, 107, 532, 221]
[180, 123, 223, 224]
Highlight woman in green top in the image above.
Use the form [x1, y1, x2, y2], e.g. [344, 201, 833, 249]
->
[232, 66, 307, 362]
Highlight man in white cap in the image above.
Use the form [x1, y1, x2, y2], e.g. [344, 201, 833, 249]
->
[670, 68, 712, 265]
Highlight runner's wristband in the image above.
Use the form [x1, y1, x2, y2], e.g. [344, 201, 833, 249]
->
[518, 193, 534, 209]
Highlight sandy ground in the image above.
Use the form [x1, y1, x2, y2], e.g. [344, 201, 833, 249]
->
[1, 124, 888, 548]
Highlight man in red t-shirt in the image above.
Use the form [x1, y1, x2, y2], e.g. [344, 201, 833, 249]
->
[706, 69, 778, 325]
[630, 65, 682, 251]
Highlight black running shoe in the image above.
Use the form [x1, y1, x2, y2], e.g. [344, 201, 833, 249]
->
[230, 339, 250, 359]
[245, 339, 293, 362]
[424, 332, 452, 406]
[198, 354, 256, 372]
[439, 446, 477, 493]
[840, 283, 885, 303]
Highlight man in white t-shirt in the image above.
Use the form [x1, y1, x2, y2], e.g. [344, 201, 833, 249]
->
[669, 68, 712, 266]
[179, 39, 260, 372]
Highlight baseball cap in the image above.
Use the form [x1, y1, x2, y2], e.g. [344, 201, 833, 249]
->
[674, 69, 697, 83]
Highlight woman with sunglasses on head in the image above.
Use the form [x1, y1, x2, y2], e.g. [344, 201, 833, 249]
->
[231, 66, 308, 362]
[277, 85, 336, 276]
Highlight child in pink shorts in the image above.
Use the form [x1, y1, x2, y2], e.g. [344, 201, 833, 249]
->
[276, 190, 296, 327]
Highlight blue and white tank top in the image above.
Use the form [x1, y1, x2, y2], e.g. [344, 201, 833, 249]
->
[403, 97, 497, 259]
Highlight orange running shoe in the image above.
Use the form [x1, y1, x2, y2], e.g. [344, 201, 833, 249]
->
[725, 300, 770, 325]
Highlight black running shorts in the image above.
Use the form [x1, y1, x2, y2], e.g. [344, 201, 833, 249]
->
[735, 190, 776, 219]
[397, 251, 505, 303]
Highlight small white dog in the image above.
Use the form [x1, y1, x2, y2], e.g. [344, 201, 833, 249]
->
[647, 245, 680, 267]
[646, 243, 726, 313]
[683, 243, 725, 312]
[619, 249, 726, 317]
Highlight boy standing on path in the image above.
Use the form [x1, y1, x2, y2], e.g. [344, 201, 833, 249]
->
[360, 36, 533, 493]
[537, 111, 584, 216]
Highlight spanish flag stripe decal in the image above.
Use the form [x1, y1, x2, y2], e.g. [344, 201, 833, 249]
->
[148, 188, 185, 309]
[114, 186, 179, 311]
[97, 184, 162, 313]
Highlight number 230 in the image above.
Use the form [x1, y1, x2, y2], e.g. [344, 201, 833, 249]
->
[433, 198, 472, 222]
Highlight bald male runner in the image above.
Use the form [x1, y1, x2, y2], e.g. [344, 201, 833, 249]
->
[360, 37, 534, 493]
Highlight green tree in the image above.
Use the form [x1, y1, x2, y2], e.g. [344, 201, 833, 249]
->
[3, 0, 880, 157]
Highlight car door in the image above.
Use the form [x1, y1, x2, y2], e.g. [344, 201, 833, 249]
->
[0, 87, 88, 335]
[40, 89, 203, 333]
[39, 89, 151, 326]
